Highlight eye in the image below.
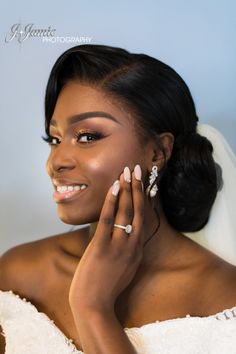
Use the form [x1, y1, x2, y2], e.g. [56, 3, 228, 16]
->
[42, 130, 104, 146]
[74, 131, 103, 143]
[42, 135, 61, 145]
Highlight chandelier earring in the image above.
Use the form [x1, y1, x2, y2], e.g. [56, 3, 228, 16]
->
[146, 165, 159, 198]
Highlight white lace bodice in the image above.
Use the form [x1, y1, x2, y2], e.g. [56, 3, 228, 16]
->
[1, 290, 236, 354]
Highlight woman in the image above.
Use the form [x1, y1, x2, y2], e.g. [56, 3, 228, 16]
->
[1, 44, 236, 353]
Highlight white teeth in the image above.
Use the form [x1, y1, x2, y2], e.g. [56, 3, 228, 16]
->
[59, 186, 67, 192]
[56, 185, 87, 193]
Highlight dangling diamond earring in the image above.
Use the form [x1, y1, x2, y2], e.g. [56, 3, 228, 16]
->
[146, 165, 159, 198]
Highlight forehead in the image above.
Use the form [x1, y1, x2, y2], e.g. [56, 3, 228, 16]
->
[51, 81, 135, 128]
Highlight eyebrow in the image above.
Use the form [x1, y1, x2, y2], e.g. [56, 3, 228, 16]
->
[50, 111, 121, 127]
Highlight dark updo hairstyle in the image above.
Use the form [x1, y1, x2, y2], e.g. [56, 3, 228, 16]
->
[45, 44, 221, 233]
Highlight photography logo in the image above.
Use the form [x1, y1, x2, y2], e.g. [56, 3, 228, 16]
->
[5, 23, 56, 43]
[5, 23, 93, 44]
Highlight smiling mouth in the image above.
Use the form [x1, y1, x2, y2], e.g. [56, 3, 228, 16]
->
[56, 185, 87, 193]
[53, 184, 88, 203]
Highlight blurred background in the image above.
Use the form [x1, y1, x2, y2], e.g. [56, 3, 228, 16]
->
[0, 0, 235, 254]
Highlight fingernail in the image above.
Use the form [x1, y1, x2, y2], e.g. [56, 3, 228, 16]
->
[112, 180, 120, 196]
[124, 166, 131, 183]
[134, 164, 142, 181]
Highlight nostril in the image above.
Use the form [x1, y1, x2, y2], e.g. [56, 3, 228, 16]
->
[47, 147, 76, 173]
[54, 161, 76, 173]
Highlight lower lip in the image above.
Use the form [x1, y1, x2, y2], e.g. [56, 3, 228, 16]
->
[53, 187, 87, 203]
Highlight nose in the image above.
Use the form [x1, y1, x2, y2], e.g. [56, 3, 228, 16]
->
[46, 143, 76, 176]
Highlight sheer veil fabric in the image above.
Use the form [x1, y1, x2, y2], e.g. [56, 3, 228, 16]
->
[184, 124, 236, 265]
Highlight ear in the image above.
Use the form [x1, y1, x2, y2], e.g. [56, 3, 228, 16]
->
[145, 132, 174, 171]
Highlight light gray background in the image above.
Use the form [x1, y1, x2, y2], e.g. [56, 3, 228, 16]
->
[0, 0, 235, 254]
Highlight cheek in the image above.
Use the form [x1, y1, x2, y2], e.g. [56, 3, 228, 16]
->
[45, 157, 50, 175]
[45, 149, 54, 176]
[85, 152, 120, 191]
[45, 156, 51, 177]
[84, 142, 139, 186]
[55, 140, 144, 225]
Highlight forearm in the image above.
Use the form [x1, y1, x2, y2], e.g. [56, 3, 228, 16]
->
[73, 309, 137, 354]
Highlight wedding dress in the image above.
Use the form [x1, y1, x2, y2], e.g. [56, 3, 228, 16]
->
[1, 290, 236, 354]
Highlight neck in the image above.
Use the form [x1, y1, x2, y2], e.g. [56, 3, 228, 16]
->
[57, 196, 186, 274]
[88, 198, 184, 271]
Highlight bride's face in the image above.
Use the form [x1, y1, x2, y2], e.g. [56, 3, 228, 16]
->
[46, 81, 146, 225]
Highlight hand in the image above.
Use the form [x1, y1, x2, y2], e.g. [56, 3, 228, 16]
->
[69, 164, 145, 314]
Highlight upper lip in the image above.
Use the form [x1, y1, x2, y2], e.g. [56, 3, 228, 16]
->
[52, 178, 88, 189]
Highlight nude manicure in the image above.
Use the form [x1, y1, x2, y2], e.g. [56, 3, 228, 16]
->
[134, 164, 142, 181]
[112, 180, 120, 196]
[124, 166, 131, 183]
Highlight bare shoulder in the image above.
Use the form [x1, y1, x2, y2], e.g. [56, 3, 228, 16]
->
[205, 252, 236, 307]
[0, 227, 88, 353]
[184, 236, 236, 314]
[0, 227, 89, 298]
[0, 236, 53, 297]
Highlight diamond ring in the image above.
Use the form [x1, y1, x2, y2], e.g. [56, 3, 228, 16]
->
[114, 224, 132, 234]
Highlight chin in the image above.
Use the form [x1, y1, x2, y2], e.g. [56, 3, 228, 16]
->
[57, 206, 100, 226]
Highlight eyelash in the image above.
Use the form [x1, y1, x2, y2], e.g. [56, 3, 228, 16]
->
[43, 130, 104, 146]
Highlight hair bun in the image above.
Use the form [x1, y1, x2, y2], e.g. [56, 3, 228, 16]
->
[160, 132, 220, 232]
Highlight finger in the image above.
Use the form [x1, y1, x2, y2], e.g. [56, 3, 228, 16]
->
[130, 164, 145, 244]
[112, 167, 134, 240]
[94, 179, 120, 242]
